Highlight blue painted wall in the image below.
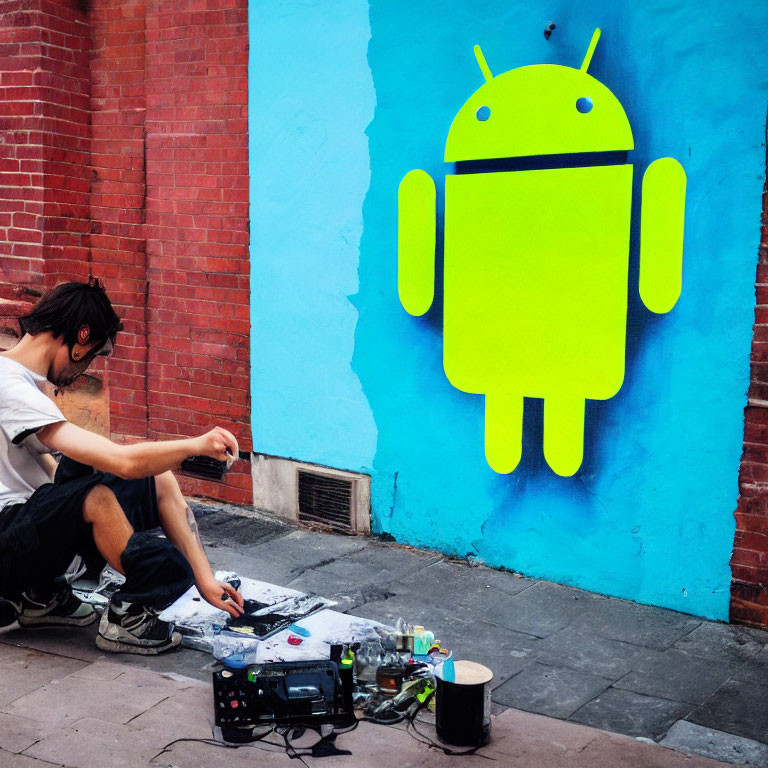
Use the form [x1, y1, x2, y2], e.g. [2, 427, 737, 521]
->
[249, 0, 768, 619]
[248, 0, 377, 471]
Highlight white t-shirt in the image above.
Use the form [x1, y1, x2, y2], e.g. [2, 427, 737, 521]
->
[0, 356, 65, 509]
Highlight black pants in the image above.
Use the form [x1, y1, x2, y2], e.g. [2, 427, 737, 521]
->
[0, 457, 193, 610]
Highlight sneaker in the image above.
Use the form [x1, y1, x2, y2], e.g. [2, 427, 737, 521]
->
[95, 599, 181, 655]
[18, 585, 97, 628]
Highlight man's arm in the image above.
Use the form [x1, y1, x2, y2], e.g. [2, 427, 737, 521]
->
[160, 499, 244, 617]
[34, 451, 58, 482]
[36, 421, 238, 479]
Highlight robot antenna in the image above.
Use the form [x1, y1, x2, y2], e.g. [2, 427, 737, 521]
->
[473, 45, 493, 83]
[580, 27, 601, 72]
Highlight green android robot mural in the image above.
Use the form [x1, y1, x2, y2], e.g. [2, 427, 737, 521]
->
[398, 28, 686, 477]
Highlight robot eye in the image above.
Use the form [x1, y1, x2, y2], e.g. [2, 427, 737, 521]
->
[576, 97, 593, 114]
[476, 105, 491, 121]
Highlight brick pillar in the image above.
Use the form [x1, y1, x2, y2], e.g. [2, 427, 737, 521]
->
[39, 0, 91, 285]
[89, 0, 149, 441]
[0, 0, 90, 299]
[0, 1, 47, 290]
[143, 0, 251, 504]
[732, 142, 768, 628]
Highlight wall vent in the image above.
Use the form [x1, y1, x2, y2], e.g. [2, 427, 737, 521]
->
[297, 470, 354, 533]
[251, 454, 371, 534]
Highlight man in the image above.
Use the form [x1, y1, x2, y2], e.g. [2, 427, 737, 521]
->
[0, 279, 244, 654]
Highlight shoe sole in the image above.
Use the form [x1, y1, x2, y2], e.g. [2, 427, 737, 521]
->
[95, 631, 182, 656]
[18, 612, 98, 629]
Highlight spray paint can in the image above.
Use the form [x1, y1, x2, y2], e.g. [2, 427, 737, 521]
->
[435, 660, 493, 746]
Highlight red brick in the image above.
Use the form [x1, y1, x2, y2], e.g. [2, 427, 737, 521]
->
[730, 598, 768, 627]
[734, 529, 768, 553]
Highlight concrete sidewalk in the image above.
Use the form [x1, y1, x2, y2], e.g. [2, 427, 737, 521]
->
[0, 645, 733, 767]
[0, 500, 766, 767]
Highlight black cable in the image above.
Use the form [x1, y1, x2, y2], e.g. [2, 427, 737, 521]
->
[281, 727, 312, 767]
[363, 694, 496, 760]
[150, 731, 292, 762]
[408, 715, 496, 760]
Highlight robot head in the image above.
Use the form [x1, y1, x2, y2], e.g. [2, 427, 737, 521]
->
[444, 29, 634, 162]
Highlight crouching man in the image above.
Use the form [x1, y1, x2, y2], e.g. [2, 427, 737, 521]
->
[0, 279, 244, 654]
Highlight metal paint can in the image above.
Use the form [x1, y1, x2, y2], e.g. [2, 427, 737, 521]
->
[435, 660, 493, 746]
[376, 664, 404, 695]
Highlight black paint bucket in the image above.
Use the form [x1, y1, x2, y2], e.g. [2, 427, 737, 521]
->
[435, 660, 493, 747]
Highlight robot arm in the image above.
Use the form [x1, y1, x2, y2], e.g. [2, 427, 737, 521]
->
[398, 169, 436, 316]
[639, 157, 687, 314]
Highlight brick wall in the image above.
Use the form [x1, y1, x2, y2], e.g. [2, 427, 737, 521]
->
[732, 150, 768, 628]
[0, 0, 252, 505]
[89, 0, 148, 442]
[0, 0, 90, 290]
[144, 0, 251, 501]
[0, 0, 47, 289]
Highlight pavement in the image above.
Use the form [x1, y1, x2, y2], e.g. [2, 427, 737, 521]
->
[0, 500, 766, 767]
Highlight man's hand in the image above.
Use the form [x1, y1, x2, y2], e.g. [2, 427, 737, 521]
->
[197, 577, 245, 618]
[37, 422, 242, 481]
[194, 427, 240, 465]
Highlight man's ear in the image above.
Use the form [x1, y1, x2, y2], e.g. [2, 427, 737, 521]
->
[77, 326, 90, 345]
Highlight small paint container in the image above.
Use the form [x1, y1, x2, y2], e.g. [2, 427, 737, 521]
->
[376, 664, 404, 695]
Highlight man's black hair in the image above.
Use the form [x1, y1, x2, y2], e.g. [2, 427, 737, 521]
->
[18, 278, 123, 350]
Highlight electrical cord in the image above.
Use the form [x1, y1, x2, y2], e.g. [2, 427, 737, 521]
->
[154, 690, 491, 762]
[150, 732, 286, 763]
[408, 714, 496, 760]
[152, 719, 360, 766]
[364, 693, 496, 759]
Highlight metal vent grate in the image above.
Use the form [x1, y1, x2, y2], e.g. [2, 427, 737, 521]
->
[298, 470, 353, 533]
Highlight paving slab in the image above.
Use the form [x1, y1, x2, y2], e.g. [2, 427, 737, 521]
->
[613, 649, 740, 704]
[103, 644, 216, 685]
[205, 528, 370, 589]
[0, 752, 54, 768]
[572, 732, 728, 768]
[733, 645, 768, 683]
[195, 505, 291, 546]
[447, 618, 538, 689]
[533, 626, 666, 679]
[569, 596, 703, 650]
[205, 539, 300, 587]
[0, 624, 103, 663]
[488, 706, 604, 752]
[150, 739, 304, 768]
[569, 687, 690, 740]
[350, 593, 472, 636]
[6, 621, 219, 685]
[486, 708, 729, 768]
[272, 529, 371, 572]
[672, 622, 767, 664]
[0, 644, 88, 707]
[0, 712, 53, 754]
[2, 669, 171, 728]
[492, 662, 613, 718]
[24, 716, 171, 768]
[687, 678, 768, 745]
[661, 720, 768, 766]
[128, 684, 212, 734]
[286, 541, 442, 608]
[384, 559, 537, 609]
[486, 581, 607, 638]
